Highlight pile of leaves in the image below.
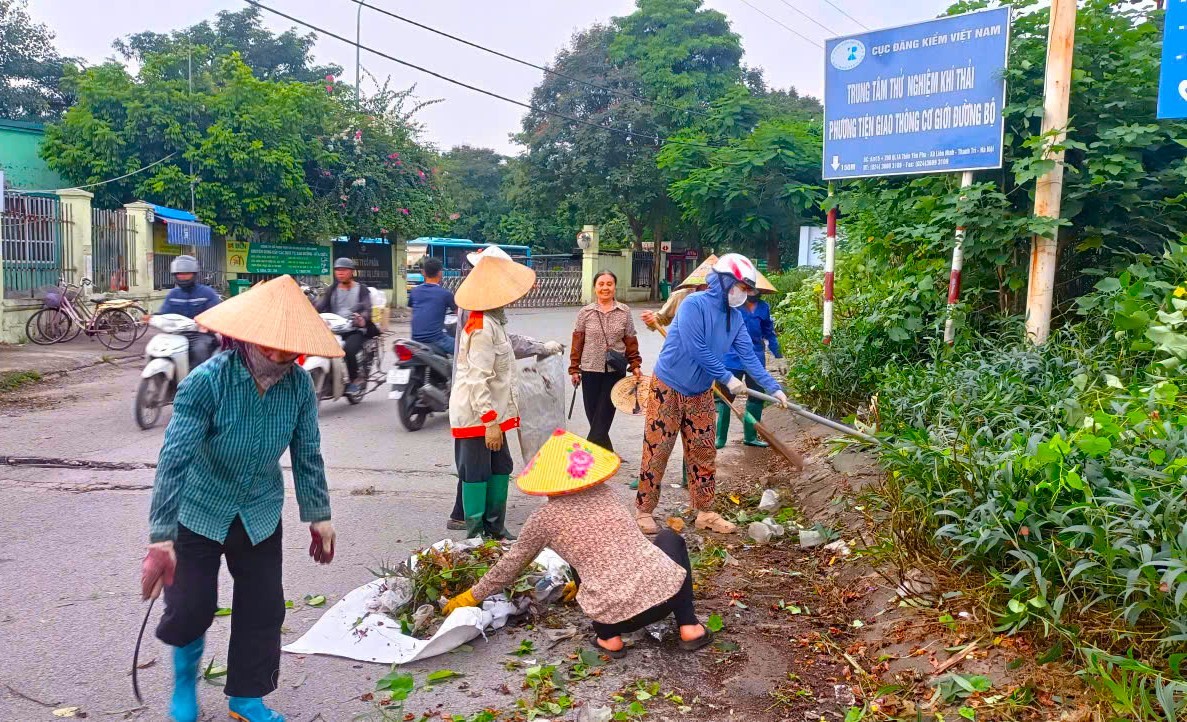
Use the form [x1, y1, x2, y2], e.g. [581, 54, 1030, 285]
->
[371, 540, 546, 639]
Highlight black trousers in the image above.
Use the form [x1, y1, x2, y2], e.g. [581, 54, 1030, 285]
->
[184, 331, 219, 369]
[156, 518, 285, 698]
[450, 437, 514, 520]
[581, 370, 625, 451]
[589, 529, 699, 640]
[342, 332, 367, 381]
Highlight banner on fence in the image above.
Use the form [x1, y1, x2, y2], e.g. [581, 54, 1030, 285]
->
[333, 236, 393, 288]
[225, 240, 331, 276]
[153, 224, 186, 256]
[822, 7, 1010, 180]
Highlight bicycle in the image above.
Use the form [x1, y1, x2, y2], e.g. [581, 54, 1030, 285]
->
[25, 278, 140, 350]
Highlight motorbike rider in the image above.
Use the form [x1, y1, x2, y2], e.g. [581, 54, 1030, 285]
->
[315, 258, 379, 394]
[153, 255, 221, 368]
[409, 256, 457, 356]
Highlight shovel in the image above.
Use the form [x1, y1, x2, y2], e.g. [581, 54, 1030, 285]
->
[652, 325, 805, 470]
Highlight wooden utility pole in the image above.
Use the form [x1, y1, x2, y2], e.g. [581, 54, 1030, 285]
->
[1025, 0, 1078, 344]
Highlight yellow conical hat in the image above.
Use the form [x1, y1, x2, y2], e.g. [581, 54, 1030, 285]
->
[756, 270, 776, 294]
[517, 429, 621, 497]
[194, 275, 344, 357]
[677, 254, 718, 290]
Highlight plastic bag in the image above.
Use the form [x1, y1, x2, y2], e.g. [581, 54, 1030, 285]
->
[516, 352, 567, 465]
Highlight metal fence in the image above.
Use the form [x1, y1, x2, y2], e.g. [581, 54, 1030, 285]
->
[531, 253, 583, 273]
[91, 208, 137, 293]
[631, 251, 655, 289]
[441, 268, 583, 308]
[1, 193, 74, 298]
[153, 241, 233, 293]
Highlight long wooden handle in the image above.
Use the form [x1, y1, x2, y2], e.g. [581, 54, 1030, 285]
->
[651, 323, 804, 470]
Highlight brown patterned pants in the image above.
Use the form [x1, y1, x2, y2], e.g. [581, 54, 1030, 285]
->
[636, 377, 717, 513]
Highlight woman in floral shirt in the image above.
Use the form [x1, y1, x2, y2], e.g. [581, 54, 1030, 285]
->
[442, 430, 713, 657]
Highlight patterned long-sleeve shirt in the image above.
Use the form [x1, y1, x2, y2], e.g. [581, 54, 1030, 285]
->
[147, 350, 332, 544]
[471, 484, 686, 624]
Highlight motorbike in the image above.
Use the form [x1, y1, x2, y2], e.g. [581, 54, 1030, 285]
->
[134, 314, 198, 430]
[301, 312, 382, 406]
[389, 313, 456, 431]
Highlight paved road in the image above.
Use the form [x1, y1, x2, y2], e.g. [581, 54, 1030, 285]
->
[0, 305, 689, 721]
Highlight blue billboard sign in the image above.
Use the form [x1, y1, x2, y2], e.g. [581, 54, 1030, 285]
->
[823, 8, 1010, 180]
[1158, 0, 1187, 120]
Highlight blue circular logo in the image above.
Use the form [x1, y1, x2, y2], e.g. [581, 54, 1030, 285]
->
[830, 39, 866, 71]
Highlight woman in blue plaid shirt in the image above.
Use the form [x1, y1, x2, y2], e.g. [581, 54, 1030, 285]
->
[140, 275, 342, 722]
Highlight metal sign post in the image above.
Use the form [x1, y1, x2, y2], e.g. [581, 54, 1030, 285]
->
[822, 8, 1010, 344]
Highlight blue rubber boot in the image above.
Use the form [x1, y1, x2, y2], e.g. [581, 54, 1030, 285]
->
[228, 696, 285, 722]
[170, 637, 204, 722]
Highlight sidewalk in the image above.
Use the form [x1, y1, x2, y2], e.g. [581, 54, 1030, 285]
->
[0, 334, 148, 375]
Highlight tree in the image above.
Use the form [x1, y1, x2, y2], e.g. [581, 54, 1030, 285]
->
[519, 0, 747, 293]
[0, 0, 76, 120]
[113, 7, 341, 84]
[43, 53, 341, 240]
[439, 146, 510, 243]
[661, 91, 823, 272]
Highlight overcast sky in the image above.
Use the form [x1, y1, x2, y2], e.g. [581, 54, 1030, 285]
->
[31, 0, 953, 154]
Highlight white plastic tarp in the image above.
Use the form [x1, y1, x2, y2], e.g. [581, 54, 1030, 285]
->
[516, 352, 567, 465]
[283, 539, 568, 665]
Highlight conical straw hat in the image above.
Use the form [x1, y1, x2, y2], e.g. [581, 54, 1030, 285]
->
[755, 270, 776, 294]
[677, 254, 718, 290]
[610, 374, 652, 415]
[517, 429, 621, 497]
[455, 247, 536, 312]
[195, 275, 344, 358]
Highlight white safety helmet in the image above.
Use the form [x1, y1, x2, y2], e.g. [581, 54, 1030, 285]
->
[712, 253, 758, 289]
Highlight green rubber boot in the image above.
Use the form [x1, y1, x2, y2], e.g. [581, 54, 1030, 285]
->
[485, 474, 516, 540]
[462, 480, 488, 539]
[743, 398, 769, 447]
[680, 461, 689, 488]
[715, 401, 730, 449]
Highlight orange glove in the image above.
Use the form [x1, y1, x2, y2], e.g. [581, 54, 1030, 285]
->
[561, 581, 578, 603]
[442, 589, 479, 615]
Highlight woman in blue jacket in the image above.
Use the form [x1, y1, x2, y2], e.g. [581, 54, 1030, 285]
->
[716, 289, 782, 448]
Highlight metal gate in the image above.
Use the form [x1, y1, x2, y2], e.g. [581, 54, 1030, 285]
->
[441, 268, 583, 308]
[92, 208, 137, 292]
[1, 192, 74, 297]
[631, 251, 655, 288]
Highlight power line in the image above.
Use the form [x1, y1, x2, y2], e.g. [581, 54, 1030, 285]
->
[246, 0, 749, 154]
[19, 153, 180, 194]
[774, 0, 838, 35]
[820, 0, 871, 31]
[349, 0, 712, 121]
[734, 0, 823, 49]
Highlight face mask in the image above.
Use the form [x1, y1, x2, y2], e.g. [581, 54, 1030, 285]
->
[176, 276, 195, 290]
[236, 342, 295, 392]
[728, 285, 748, 308]
[485, 307, 508, 325]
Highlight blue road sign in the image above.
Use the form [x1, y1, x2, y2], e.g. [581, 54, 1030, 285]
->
[823, 8, 1010, 180]
[1159, 0, 1187, 119]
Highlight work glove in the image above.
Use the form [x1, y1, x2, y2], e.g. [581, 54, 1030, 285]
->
[541, 340, 564, 356]
[561, 581, 579, 603]
[640, 310, 657, 329]
[773, 390, 790, 408]
[485, 422, 504, 451]
[309, 521, 336, 564]
[726, 376, 747, 397]
[442, 589, 479, 615]
[141, 541, 176, 601]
